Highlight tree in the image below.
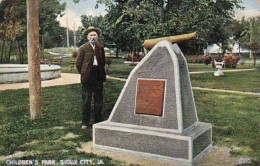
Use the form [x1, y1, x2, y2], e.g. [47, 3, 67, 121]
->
[227, 16, 260, 67]
[95, 0, 164, 55]
[43, 25, 66, 49]
[227, 18, 246, 56]
[0, 0, 26, 62]
[96, 0, 243, 54]
[239, 16, 260, 67]
[240, 17, 260, 51]
[0, 0, 66, 63]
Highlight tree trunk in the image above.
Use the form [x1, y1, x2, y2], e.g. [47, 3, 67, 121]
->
[238, 42, 241, 56]
[18, 46, 22, 63]
[1, 39, 5, 62]
[0, 41, 1, 62]
[41, 35, 44, 60]
[21, 49, 24, 64]
[8, 40, 13, 61]
[4, 41, 7, 61]
[18, 45, 25, 64]
[27, 0, 42, 120]
[195, 44, 200, 57]
[116, 47, 119, 58]
[253, 52, 256, 68]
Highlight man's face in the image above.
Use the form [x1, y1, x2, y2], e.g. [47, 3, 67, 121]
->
[87, 31, 98, 42]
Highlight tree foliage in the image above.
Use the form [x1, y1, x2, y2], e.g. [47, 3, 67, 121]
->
[95, 0, 243, 54]
[0, 0, 66, 41]
[228, 16, 260, 53]
[239, 16, 260, 53]
[0, 0, 66, 62]
[0, 0, 26, 41]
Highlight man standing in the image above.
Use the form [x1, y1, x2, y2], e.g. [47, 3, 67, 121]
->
[76, 26, 106, 130]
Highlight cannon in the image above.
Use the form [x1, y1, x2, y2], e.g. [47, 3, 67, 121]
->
[143, 32, 198, 50]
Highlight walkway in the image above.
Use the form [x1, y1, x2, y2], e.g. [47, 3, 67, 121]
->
[107, 75, 260, 96]
[0, 69, 259, 96]
[189, 68, 256, 74]
[192, 87, 260, 96]
[0, 73, 80, 91]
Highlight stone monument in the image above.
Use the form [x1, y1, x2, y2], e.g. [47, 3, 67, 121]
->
[93, 40, 212, 166]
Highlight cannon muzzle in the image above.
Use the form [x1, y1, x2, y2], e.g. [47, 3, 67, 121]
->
[143, 32, 198, 50]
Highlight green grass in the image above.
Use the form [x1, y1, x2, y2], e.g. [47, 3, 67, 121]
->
[187, 63, 215, 72]
[1, 80, 260, 164]
[0, 80, 128, 165]
[1, 55, 260, 165]
[45, 48, 78, 55]
[58, 56, 134, 75]
[191, 70, 260, 92]
[60, 57, 78, 74]
[106, 58, 135, 79]
[194, 90, 260, 163]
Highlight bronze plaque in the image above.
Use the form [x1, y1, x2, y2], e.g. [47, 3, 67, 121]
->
[136, 79, 165, 116]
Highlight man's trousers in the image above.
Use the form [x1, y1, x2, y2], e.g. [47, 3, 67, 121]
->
[81, 81, 104, 126]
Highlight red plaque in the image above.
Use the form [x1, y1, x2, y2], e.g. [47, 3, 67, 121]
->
[136, 79, 165, 116]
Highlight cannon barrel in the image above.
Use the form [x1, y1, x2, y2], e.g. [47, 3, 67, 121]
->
[143, 32, 198, 50]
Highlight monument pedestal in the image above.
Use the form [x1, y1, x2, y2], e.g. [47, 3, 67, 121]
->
[94, 122, 211, 166]
[93, 41, 212, 166]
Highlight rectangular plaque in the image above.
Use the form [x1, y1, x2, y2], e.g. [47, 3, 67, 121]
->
[136, 79, 165, 116]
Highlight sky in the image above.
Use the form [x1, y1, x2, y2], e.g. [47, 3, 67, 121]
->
[235, 0, 260, 19]
[57, 0, 107, 30]
[56, 0, 260, 30]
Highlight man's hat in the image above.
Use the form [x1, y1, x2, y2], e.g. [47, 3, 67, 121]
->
[83, 26, 101, 36]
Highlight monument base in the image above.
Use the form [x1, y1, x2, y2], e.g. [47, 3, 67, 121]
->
[93, 121, 212, 166]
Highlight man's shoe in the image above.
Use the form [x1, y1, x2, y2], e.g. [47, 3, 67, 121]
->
[81, 125, 87, 130]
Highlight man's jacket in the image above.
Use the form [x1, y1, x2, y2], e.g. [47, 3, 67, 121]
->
[76, 42, 106, 84]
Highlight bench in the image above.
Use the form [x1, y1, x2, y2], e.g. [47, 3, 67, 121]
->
[40, 58, 62, 65]
[49, 58, 62, 65]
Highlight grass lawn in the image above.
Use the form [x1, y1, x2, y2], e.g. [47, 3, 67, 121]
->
[1, 80, 260, 165]
[106, 58, 135, 78]
[0, 55, 259, 165]
[61, 58, 136, 77]
[0, 80, 127, 165]
[191, 70, 260, 92]
[194, 90, 260, 163]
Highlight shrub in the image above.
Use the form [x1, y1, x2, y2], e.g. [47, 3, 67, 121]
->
[186, 55, 204, 63]
[203, 54, 212, 65]
[124, 52, 144, 62]
[211, 54, 240, 68]
[223, 54, 240, 68]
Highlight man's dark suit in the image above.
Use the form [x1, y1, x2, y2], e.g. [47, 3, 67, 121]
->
[76, 42, 106, 126]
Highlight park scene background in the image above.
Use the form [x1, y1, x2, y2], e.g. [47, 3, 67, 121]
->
[0, 0, 260, 165]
